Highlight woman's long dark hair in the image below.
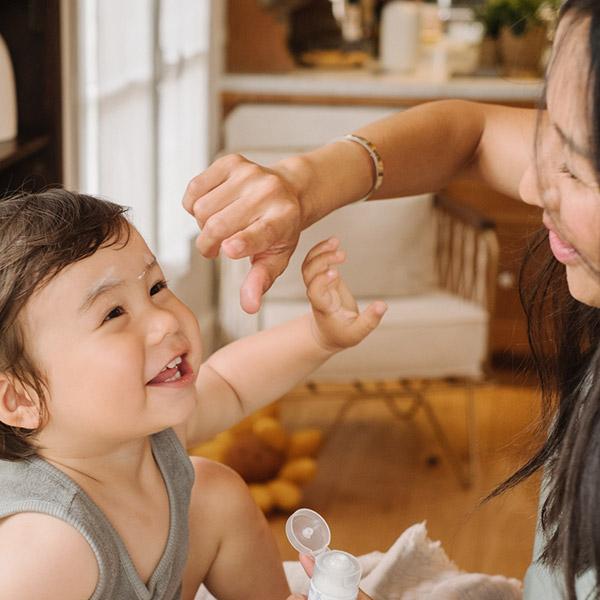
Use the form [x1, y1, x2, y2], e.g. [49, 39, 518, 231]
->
[487, 2, 600, 597]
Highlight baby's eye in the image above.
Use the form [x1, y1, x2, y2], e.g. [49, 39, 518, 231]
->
[103, 306, 124, 322]
[150, 280, 168, 296]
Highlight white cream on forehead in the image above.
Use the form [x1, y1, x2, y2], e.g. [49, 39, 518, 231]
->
[87, 254, 155, 295]
[136, 254, 157, 279]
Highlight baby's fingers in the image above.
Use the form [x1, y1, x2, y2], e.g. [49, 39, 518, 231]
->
[302, 249, 345, 287]
[348, 301, 388, 342]
[303, 237, 340, 267]
[306, 269, 340, 313]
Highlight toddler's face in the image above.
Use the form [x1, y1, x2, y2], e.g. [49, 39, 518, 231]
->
[22, 227, 202, 456]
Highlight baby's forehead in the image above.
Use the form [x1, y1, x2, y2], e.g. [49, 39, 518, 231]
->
[28, 229, 154, 313]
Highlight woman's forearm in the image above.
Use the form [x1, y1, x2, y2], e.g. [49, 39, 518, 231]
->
[275, 99, 535, 228]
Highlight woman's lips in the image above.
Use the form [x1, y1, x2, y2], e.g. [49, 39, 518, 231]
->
[548, 229, 580, 265]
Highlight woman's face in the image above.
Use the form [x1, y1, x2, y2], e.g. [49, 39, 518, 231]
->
[520, 12, 600, 307]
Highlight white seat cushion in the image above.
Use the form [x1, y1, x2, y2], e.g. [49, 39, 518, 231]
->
[259, 290, 488, 381]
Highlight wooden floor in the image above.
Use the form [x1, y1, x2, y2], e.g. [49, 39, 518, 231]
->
[268, 376, 542, 581]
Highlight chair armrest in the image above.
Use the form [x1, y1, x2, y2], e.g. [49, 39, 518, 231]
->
[433, 194, 499, 319]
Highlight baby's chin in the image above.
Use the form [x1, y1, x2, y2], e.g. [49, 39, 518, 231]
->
[566, 265, 600, 307]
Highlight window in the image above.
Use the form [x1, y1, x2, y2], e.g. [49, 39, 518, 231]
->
[76, 0, 221, 270]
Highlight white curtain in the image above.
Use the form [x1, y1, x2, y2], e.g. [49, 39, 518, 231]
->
[77, 0, 219, 270]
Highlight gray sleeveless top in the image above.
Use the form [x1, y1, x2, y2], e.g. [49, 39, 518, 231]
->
[0, 428, 194, 600]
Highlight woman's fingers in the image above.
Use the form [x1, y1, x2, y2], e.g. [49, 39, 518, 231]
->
[299, 554, 315, 577]
[239, 252, 294, 314]
[183, 154, 307, 312]
[220, 203, 301, 260]
[182, 153, 245, 214]
[185, 154, 303, 261]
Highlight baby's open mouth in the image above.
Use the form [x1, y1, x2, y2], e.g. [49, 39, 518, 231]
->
[147, 354, 192, 385]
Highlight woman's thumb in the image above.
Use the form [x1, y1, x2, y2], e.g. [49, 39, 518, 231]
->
[299, 553, 315, 577]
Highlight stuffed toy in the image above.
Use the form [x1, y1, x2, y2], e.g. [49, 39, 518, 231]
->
[189, 403, 323, 514]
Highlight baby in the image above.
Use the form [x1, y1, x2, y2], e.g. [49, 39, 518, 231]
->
[0, 189, 386, 600]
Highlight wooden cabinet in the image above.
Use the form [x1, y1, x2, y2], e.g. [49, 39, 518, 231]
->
[0, 0, 62, 195]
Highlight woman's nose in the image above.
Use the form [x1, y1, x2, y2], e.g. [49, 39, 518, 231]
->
[145, 305, 180, 346]
[519, 163, 545, 208]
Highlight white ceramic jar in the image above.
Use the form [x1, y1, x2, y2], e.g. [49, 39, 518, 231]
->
[379, 1, 421, 73]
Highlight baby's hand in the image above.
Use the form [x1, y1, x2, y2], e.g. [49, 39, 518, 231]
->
[302, 238, 387, 352]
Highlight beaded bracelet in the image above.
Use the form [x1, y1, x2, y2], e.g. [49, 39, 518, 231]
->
[332, 134, 384, 202]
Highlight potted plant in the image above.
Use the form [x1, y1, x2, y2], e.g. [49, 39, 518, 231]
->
[475, 0, 560, 75]
[474, 0, 507, 69]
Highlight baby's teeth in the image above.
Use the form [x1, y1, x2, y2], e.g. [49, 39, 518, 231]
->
[166, 356, 182, 369]
[164, 370, 182, 383]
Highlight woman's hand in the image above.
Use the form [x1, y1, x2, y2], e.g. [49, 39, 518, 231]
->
[182, 154, 306, 314]
[302, 238, 387, 352]
[285, 554, 375, 600]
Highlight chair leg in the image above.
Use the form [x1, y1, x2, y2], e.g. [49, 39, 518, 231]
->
[308, 380, 478, 489]
[421, 392, 473, 489]
[324, 395, 358, 440]
[383, 383, 477, 489]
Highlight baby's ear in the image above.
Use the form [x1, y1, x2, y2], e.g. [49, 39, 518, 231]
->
[0, 373, 40, 429]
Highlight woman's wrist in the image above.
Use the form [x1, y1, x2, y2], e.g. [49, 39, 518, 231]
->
[273, 141, 373, 230]
[271, 153, 316, 230]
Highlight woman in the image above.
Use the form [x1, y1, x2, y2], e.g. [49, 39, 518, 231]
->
[184, 1, 600, 597]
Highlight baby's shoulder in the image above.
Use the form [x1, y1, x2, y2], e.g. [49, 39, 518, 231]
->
[0, 512, 98, 599]
[189, 456, 259, 523]
[189, 456, 248, 503]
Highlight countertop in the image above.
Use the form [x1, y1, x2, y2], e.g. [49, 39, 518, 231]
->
[220, 68, 544, 103]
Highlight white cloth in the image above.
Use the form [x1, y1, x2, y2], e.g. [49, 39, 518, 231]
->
[195, 522, 522, 599]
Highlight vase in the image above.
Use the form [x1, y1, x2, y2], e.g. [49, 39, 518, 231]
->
[0, 33, 17, 142]
[499, 25, 548, 77]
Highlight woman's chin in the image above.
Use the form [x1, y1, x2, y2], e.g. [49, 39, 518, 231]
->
[566, 265, 600, 307]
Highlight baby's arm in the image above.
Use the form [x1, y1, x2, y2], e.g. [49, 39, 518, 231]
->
[183, 458, 289, 600]
[0, 513, 98, 599]
[187, 238, 387, 445]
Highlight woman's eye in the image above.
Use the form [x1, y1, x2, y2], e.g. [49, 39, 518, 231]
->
[150, 280, 168, 296]
[559, 163, 579, 181]
[103, 306, 124, 322]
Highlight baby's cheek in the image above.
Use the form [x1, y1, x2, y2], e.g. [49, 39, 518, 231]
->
[182, 304, 202, 348]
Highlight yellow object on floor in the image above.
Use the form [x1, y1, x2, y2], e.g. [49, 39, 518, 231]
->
[189, 403, 323, 514]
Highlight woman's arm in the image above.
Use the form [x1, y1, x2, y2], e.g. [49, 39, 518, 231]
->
[290, 100, 537, 227]
[183, 100, 537, 313]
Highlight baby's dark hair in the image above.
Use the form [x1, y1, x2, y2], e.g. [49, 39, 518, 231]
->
[0, 188, 130, 460]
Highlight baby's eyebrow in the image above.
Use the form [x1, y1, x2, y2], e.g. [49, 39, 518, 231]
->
[79, 256, 159, 313]
[79, 278, 124, 313]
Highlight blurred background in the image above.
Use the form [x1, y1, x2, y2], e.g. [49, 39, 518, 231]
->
[0, 0, 558, 583]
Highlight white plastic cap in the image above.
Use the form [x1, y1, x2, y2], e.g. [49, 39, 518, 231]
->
[285, 508, 331, 556]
